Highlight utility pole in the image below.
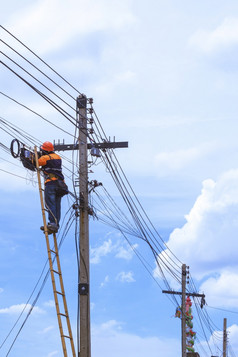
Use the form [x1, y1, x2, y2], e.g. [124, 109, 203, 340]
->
[223, 318, 227, 357]
[162, 264, 205, 357]
[77, 94, 90, 357]
[181, 263, 187, 357]
[53, 95, 128, 356]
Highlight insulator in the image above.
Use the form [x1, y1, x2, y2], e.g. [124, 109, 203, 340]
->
[89, 118, 94, 124]
[88, 207, 94, 216]
[88, 98, 93, 104]
[89, 128, 94, 134]
[91, 147, 101, 157]
[89, 108, 94, 114]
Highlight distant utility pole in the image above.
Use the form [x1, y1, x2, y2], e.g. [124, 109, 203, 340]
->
[223, 318, 227, 357]
[181, 263, 186, 357]
[162, 264, 205, 357]
[54, 94, 128, 357]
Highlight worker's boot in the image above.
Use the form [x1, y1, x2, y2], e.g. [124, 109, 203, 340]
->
[40, 224, 57, 234]
[47, 223, 58, 233]
[40, 226, 52, 234]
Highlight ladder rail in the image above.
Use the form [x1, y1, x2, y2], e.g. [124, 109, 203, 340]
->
[34, 147, 76, 357]
[52, 232, 76, 356]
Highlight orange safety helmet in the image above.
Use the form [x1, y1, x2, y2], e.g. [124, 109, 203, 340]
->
[41, 141, 54, 152]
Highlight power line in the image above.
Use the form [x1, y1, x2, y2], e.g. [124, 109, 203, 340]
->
[0, 167, 37, 182]
[1, 51, 76, 112]
[0, 91, 75, 138]
[1, 25, 82, 95]
[1, 61, 77, 126]
[1, 39, 76, 100]
[206, 305, 238, 315]
[1, 25, 231, 356]
[1, 208, 76, 354]
[0, 115, 80, 179]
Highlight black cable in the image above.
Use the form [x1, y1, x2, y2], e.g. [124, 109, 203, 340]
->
[1, 39, 76, 100]
[206, 305, 238, 314]
[100, 149, 181, 282]
[1, 61, 77, 126]
[1, 51, 76, 112]
[0, 115, 80, 179]
[92, 107, 183, 268]
[0, 258, 49, 350]
[0, 91, 75, 138]
[103, 143, 182, 268]
[0, 116, 39, 146]
[1, 25, 82, 95]
[90, 113, 182, 276]
[93, 190, 180, 308]
[0, 141, 11, 154]
[0, 167, 37, 183]
[3, 210, 76, 355]
[1, 27, 224, 353]
[0, 156, 23, 169]
[89, 117, 225, 350]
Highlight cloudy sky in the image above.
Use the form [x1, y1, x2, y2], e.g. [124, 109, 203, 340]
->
[1, 1, 238, 356]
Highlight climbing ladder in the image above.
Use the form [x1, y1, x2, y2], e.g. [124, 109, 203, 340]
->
[34, 147, 76, 357]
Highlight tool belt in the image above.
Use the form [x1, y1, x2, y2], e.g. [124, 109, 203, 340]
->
[44, 172, 59, 184]
[48, 173, 58, 179]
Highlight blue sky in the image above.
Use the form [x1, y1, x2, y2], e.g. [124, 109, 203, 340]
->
[1, 1, 238, 356]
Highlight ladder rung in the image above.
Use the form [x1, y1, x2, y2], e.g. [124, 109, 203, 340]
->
[56, 290, 64, 296]
[52, 269, 61, 275]
[62, 335, 71, 339]
[58, 312, 68, 317]
[50, 249, 56, 254]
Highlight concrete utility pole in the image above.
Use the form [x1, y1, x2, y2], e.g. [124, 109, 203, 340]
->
[162, 264, 205, 357]
[223, 318, 227, 357]
[181, 264, 187, 357]
[54, 95, 128, 356]
[77, 94, 90, 357]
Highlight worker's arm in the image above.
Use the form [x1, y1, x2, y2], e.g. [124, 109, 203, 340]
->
[38, 155, 47, 167]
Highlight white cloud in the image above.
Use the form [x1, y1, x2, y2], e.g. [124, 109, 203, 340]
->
[38, 325, 55, 334]
[43, 300, 55, 308]
[98, 320, 122, 333]
[0, 288, 3, 294]
[100, 275, 109, 288]
[115, 243, 138, 260]
[5, 0, 136, 55]
[228, 324, 238, 348]
[90, 239, 114, 264]
[154, 169, 238, 305]
[90, 238, 136, 264]
[0, 303, 45, 315]
[189, 17, 238, 54]
[92, 320, 180, 357]
[154, 143, 215, 176]
[95, 70, 137, 97]
[116, 271, 135, 283]
[47, 351, 59, 357]
[200, 271, 238, 307]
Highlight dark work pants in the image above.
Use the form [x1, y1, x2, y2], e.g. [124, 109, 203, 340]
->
[45, 182, 61, 226]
